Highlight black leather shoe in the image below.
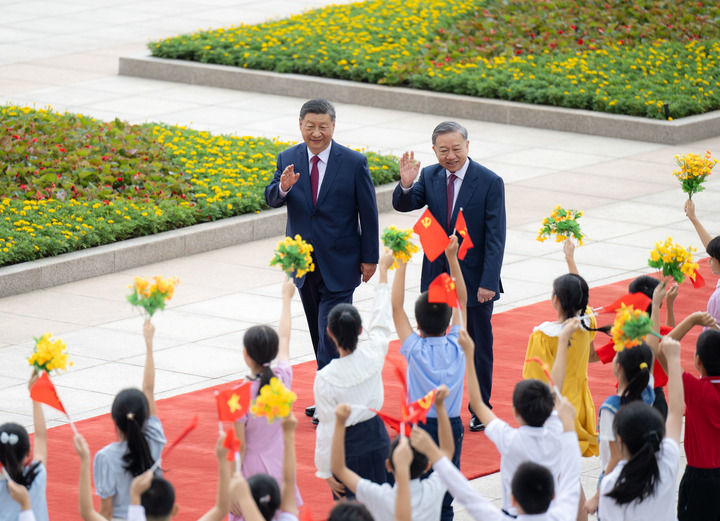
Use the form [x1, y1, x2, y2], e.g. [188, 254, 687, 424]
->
[305, 405, 316, 417]
[469, 415, 485, 432]
[312, 413, 319, 425]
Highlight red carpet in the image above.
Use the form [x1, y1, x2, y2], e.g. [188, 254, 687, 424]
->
[41, 259, 714, 520]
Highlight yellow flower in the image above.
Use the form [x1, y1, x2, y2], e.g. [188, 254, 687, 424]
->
[28, 333, 72, 373]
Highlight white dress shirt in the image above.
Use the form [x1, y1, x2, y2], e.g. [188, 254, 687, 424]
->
[279, 143, 332, 197]
[356, 473, 446, 521]
[445, 158, 469, 214]
[313, 283, 392, 479]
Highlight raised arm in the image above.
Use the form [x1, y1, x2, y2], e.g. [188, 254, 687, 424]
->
[668, 311, 719, 342]
[142, 319, 157, 416]
[392, 436, 413, 521]
[277, 277, 295, 363]
[661, 337, 684, 443]
[279, 414, 299, 517]
[7, 479, 33, 518]
[551, 318, 580, 393]
[28, 372, 47, 465]
[458, 330, 496, 426]
[329, 404, 359, 495]
[74, 435, 110, 521]
[391, 255, 414, 343]
[563, 239, 579, 275]
[446, 236, 468, 327]
[229, 474, 266, 521]
[197, 436, 231, 521]
[685, 199, 714, 248]
[392, 152, 425, 212]
[434, 385, 455, 461]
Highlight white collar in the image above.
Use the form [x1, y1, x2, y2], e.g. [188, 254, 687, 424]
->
[533, 321, 563, 337]
[307, 142, 332, 164]
[446, 158, 469, 180]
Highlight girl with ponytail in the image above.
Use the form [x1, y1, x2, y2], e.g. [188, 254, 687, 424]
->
[230, 278, 302, 521]
[598, 337, 684, 520]
[93, 320, 166, 520]
[313, 251, 395, 499]
[0, 373, 48, 521]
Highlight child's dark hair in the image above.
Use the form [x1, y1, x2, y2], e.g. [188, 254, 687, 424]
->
[328, 303, 362, 352]
[697, 329, 720, 376]
[141, 477, 175, 521]
[414, 291, 452, 336]
[0, 423, 41, 488]
[707, 236, 720, 262]
[606, 402, 665, 504]
[111, 388, 155, 477]
[244, 325, 279, 389]
[328, 501, 374, 521]
[248, 473, 281, 521]
[628, 275, 658, 314]
[616, 343, 652, 404]
[388, 435, 428, 479]
[513, 380, 554, 427]
[511, 462, 554, 515]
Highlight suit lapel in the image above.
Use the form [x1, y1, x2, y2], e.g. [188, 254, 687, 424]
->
[451, 161, 480, 228]
[430, 166, 450, 231]
[316, 140, 340, 208]
[296, 144, 314, 211]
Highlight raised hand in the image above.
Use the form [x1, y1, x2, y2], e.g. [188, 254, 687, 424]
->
[399, 151, 420, 188]
[280, 164, 300, 192]
[335, 403, 351, 423]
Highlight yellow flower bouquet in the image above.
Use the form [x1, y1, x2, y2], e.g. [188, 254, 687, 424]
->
[381, 226, 419, 269]
[536, 205, 584, 244]
[648, 237, 699, 284]
[673, 150, 717, 199]
[270, 234, 315, 278]
[251, 377, 297, 423]
[28, 333, 72, 373]
[610, 304, 658, 352]
[126, 275, 180, 317]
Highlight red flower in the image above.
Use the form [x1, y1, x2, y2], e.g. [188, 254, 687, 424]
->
[577, 38, 584, 44]
[515, 49, 523, 55]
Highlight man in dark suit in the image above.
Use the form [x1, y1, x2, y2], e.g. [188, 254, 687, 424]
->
[265, 99, 379, 419]
[392, 121, 506, 432]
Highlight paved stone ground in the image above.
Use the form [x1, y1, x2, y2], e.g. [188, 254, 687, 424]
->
[2, 0, 720, 518]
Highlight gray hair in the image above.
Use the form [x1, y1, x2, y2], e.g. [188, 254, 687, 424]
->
[300, 99, 336, 121]
[431, 121, 468, 145]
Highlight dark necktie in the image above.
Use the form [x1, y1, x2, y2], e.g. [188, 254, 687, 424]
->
[310, 155, 320, 206]
[446, 173, 458, 231]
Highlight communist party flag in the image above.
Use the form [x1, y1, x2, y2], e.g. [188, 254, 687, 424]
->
[455, 209, 474, 260]
[374, 410, 411, 437]
[215, 382, 251, 422]
[598, 292, 651, 314]
[30, 371, 66, 414]
[413, 208, 450, 262]
[403, 388, 437, 424]
[428, 273, 459, 308]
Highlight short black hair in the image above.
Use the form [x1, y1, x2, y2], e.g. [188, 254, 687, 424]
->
[628, 275, 658, 314]
[707, 236, 720, 262]
[388, 435, 428, 479]
[511, 462, 554, 515]
[300, 99, 336, 121]
[697, 329, 720, 376]
[141, 477, 175, 521]
[414, 291, 452, 336]
[328, 501, 374, 521]
[513, 379, 554, 427]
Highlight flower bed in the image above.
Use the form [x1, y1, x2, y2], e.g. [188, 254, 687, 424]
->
[0, 106, 399, 267]
[149, 0, 720, 120]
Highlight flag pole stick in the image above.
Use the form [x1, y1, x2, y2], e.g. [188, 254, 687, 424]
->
[66, 414, 79, 436]
[235, 451, 241, 474]
[218, 421, 224, 436]
[456, 296, 465, 330]
[1, 467, 11, 481]
[400, 421, 405, 438]
[149, 458, 162, 473]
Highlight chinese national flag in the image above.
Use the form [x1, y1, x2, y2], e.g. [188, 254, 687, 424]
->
[690, 269, 705, 289]
[223, 428, 242, 461]
[413, 208, 450, 262]
[403, 388, 437, 424]
[373, 410, 411, 436]
[428, 273, 459, 308]
[30, 372, 66, 414]
[215, 382, 251, 422]
[599, 292, 651, 313]
[387, 354, 408, 402]
[455, 209, 474, 260]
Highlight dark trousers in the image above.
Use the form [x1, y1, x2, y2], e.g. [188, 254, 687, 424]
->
[298, 267, 354, 370]
[466, 302, 494, 410]
[334, 415, 390, 500]
[678, 465, 720, 521]
[420, 416, 464, 521]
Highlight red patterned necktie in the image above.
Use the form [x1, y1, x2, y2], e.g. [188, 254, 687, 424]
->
[446, 173, 458, 231]
[310, 155, 320, 206]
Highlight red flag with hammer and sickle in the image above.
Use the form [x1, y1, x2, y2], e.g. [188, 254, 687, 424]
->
[413, 208, 450, 262]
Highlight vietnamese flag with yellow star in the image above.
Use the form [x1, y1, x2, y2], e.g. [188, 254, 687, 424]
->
[215, 382, 252, 422]
[455, 209, 474, 260]
[413, 208, 450, 262]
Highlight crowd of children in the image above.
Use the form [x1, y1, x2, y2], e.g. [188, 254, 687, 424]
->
[1, 201, 719, 521]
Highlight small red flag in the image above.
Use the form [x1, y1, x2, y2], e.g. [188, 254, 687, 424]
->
[413, 208, 450, 262]
[223, 428, 242, 461]
[29, 372, 66, 414]
[373, 410, 411, 436]
[403, 388, 437, 424]
[299, 506, 314, 521]
[387, 354, 408, 403]
[690, 269, 705, 289]
[599, 292, 651, 313]
[428, 273, 459, 308]
[163, 415, 198, 458]
[455, 209, 474, 260]
[215, 382, 252, 422]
